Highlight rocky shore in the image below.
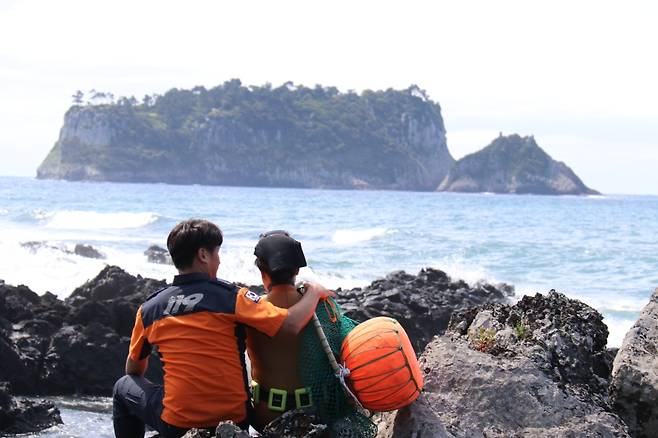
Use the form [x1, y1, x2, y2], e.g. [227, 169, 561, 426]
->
[1, 267, 656, 437]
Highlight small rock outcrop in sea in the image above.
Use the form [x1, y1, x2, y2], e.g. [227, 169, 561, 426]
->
[0, 266, 165, 395]
[336, 268, 514, 352]
[610, 287, 658, 438]
[72, 243, 105, 259]
[437, 134, 600, 195]
[144, 244, 173, 265]
[36, 81, 454, 191]
[379, 291, 629, 437]
[20, 241, 105, 259]
[0, 382, 62, 435]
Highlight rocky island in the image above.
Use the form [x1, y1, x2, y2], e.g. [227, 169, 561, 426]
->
[2, 265, 657, 436]
[36, 81, 454, 191]
[438, 134, 599, 195]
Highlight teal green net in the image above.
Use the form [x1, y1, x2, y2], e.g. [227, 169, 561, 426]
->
[298, 298, 377, 438]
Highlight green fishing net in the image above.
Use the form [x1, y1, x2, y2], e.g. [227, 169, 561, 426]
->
[298, 298, 377, 438]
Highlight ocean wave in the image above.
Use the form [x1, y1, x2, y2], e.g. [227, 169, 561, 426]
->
[44, 211, 159, 230]
[603, 314, 637, 348]
[331, 227, 394, 245]
[431, 255, 496, 287]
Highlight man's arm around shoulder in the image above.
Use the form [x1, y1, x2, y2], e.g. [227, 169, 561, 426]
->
[277, 282, 335, 336]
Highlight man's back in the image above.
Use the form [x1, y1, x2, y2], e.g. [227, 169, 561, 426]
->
[131, 273, 287, 428]
[247, 289, 304, 428]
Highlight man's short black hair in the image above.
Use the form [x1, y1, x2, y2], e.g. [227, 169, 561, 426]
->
[255, 258, 297, 286]
[167, 219, 223, 270]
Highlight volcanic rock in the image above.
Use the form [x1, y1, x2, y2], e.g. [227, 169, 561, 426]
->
[20, 241, 105, 259]
[0, 382, 62, 435]
[381, 336, 629, 437]
[335, 268, 513, 352]
[145, 245, 173, 265]
[0, 266, 166, 395]
[73, 243, 105, 259]
[447, 290, 611, 391]
[177, 411, 325, 437]
[610, 287, 658, 438]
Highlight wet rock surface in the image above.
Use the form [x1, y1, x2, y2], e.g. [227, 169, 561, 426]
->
[0, 381, 62, 435]
[73, 243, 105, 259]
[610, 287, 658, 438]
[0, 266, 166, 395]
[335, 268, 514, 352]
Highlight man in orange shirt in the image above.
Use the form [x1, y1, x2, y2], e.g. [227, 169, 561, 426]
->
[112, 219, 334, 438]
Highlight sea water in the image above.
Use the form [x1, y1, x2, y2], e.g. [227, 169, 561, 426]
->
[1, 176, 657, 436]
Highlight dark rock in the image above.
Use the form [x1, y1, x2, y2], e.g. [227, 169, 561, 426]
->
[21, 241, 105, 259]
[0, 336, 36, 393]
[68, 300, 112, 327]
[39, 323, 128, 395]
[20, 241, 56, 253]
[262, 408, 327, 437]
[0, 381, 62, 435]
[0, 283, 41, 322]
[145, 245, 173, 265]
[447, 290, 610, 392]
[66, 265, 166, 338]
[382, 336, 629, 437]
[610, 287, 658, 438]
[68, 265, 166, 302]
[73, 243, 105, 259]
[335, 268, 513, 353]
[0, 284, 66, 394]
[0, 266, 166, 396]
[438, 134, 599, 195]
[0, 381, 11, 410]
[180, 422, 250, 437]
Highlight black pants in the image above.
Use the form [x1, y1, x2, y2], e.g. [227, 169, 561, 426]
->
[112, 375, 188, 438]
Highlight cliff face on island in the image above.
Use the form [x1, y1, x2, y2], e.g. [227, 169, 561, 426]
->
[438, 134, 599, 195]
[37, 81, 454, 191]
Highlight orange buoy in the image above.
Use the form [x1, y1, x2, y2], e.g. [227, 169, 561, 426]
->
[340, 317, 423, 412]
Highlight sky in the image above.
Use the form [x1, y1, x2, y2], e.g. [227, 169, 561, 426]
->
[0, 0, 656, 194]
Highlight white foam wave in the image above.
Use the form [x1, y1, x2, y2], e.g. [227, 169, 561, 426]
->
[604, 315, 637, 348]
[331, 227, 394, 245]
[44, 211, 159, 230]
[32, 209, 51, 220]
[0, 240, 175, 298]
[432, 255, 496, 287]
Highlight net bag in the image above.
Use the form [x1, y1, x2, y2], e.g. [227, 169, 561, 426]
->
[298, 299, 377, 438]
[340, 316, 423, 412]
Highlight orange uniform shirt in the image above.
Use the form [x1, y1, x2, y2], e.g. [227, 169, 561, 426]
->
[128, 272, 288, 428]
